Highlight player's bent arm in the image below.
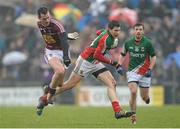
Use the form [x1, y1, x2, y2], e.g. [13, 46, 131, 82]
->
[149, 55, 156, 70]
[93, 35, 119, 67]
[93, 50, 111, 64]
[58, 32, 69, 59]
[93, 50, 120, 67]
[93, 36, 112, 64]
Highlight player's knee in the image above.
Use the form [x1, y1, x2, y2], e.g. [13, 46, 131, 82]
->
[129, 85, 137, 96]
[109, 80, 117, 89]
[131, 90, 137, 97]
[112, 79, 116, 87]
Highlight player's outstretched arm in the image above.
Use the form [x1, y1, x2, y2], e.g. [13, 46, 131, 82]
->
[58, 32, 71, 68]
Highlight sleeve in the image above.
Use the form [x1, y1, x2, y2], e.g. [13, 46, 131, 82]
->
[148, 41, 156, 57]
[51, 19, 69, 59]
[58, 32, 69, 59]
[121, 41, 128, 56]
[93, 35, 111, 64]
[96, 29, 105, 36]
[51, 18, 66, 33]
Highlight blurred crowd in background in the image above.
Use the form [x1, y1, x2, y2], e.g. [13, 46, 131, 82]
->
[0, 0, 180, 97]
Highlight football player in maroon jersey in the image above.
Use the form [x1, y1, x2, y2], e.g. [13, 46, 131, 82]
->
[36, 7, 78, 115]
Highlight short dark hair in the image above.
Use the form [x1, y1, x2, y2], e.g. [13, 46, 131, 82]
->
[108, 20, 120, 29]
[37, 7, 48, 18]
[133, 23, 144, 29]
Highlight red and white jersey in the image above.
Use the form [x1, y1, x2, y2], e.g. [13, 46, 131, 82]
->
[37, 18, 66, 50]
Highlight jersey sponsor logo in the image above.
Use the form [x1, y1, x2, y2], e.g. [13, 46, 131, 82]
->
[129, 52, 145, 58]
[42, 34, 56, 44]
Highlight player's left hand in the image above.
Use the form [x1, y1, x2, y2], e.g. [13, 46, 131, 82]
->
[144, 69, 152, 77]
[68, 32, 79, 40]
[116, 65, 125, 75]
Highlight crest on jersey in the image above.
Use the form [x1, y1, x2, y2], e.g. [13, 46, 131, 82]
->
[141, 47, 145, 52]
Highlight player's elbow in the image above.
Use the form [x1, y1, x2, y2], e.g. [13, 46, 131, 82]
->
[96, 30, 101, 36]
[93, 53, 99, 60]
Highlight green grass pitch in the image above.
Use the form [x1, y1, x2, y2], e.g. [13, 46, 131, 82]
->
[0, 105, 180, 128]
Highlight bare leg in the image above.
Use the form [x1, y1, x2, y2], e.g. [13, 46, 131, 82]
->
[55, 72, 82, 95]
[140, 87, 150, 104]
[128, 82, 138, 124]
[128, 82, 138, 112]
[36, 57, 65, 116]
[97, 71, 118, 102]
[47, 57, 65, 101]
[97, 71, 134, 119]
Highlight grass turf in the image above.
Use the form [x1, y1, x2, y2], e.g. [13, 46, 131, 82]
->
[0, 105, 180, 128]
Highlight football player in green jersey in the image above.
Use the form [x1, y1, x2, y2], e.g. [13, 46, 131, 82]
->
[118, 23, 156, 124]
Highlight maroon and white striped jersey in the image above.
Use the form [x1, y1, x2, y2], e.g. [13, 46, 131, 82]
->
[37, 18, 66, 50]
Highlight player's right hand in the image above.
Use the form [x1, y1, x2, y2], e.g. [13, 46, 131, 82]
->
[144, 69, 152, 77]
[63, 57, 71, 68]
[110, 60, 125, 75]
[110, 60, 119, 67]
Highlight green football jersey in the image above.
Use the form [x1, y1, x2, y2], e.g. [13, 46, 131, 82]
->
[122, 36, 155, 75]
[81, 29, 118, 63]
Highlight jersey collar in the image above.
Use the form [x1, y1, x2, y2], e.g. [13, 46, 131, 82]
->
[133, 36, 144, 45]
[107, 30, 114, 39]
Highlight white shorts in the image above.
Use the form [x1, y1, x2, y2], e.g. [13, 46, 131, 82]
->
[74, 56, 107, 77]
[44, 48, 64, 64]
[127, 71, 151, 88]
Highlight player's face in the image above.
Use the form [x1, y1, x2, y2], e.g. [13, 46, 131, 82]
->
[39, 12, 51, 27]
[109, 26, 120, 38]
[134, 26, 144, 39]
